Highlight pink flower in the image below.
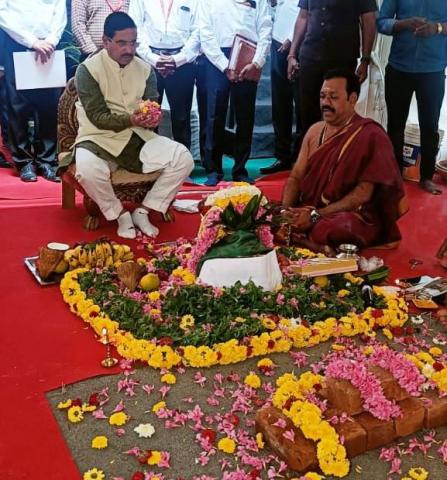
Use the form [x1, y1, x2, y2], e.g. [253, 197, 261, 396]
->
[290, 351, 309, 368]
[325, 358, 401, 421]
[438, 439, 447, 463]
[282, 429, 295, 442]
[194, 371, 207, 387]
[92, 408, 107, 420]
[272, 418, 286, 428]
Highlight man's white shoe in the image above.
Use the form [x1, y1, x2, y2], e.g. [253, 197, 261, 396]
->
[117, 211, 137, 239]
[132, 208, 159, 237]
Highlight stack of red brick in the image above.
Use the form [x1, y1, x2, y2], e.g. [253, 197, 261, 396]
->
[256, 366, 447, 473]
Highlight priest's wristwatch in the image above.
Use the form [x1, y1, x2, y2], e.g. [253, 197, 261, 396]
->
[310, 209, 321, 224]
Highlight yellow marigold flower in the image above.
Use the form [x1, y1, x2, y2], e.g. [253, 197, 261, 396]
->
[152, 401, 167, 413]
[337, 289, 350, 298]
[262, 317, 277, 330]
[82, 404, 97, 412]
[109, 412, 128, 426]
[147, 450, 162, 465]
[91, 435, 108, 449]
[314, 276, 329, 288]
[344, 272, 364, 284]
[303, 473, 323, 480]
[161, 372, 176, 384]
[150, 308, 161, 316]
[363, 345, 374, 355]
[408, 467, 429, 480]
[429, 347, 442, 357]
[83, 468, 105, 480]
[179, 314, 195, 331]
[148, 291, 160, 301]
[234, 316, 246, 323]
[383, 328, 393, 340]
[57, 399, 72, 409]
[257, 358, 274, 368]
[218, 437, 236, 454]
[244, 372, 262, 389]
[331, 344, 345, 351]
[256, 432, 265, 449]
[67, 405, 84, 423]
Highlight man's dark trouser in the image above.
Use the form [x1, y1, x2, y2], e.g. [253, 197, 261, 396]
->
[271, 40, 301, 166]
[203, 51, 257, 179]
[195, 54, 208, 162]
[3, 33, 60, 170]
[385, 64, 445, 181]
[155, 62, 195, 150]
[297, 60, 357, 144]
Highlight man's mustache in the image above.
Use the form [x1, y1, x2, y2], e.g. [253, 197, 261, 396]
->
[321, 106, 335, 113]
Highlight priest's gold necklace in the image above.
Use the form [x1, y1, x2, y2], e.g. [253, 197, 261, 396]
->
[320, 113, 355, 145]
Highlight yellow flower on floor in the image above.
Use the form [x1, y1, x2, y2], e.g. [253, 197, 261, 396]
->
[91, 435, 108, 449]
[408, 467, 429, 480]
[147, 450, 162, 465]
[244, 372, 262, 389]
[179, 314, 195, 331]
[337, 289, 350, 298]
[152, 401, 166, 413]
[301, 473, 323, 480]
[331, 344, 345, 351]
[67, 405, 84, 423]
[83, 468, 105, 480]
[383, 328, 393, 340]
[218, 437, 236, 454]
[257, 358, 274, 368]
[109, 412, 128, 426]
[161, 372, 176, 384]
[255, 432, 265, 449]
[57, 399, 72, 409]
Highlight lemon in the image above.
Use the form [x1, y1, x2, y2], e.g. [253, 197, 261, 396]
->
[54, 259, 69, 274]
[314, 275, 329, 288]
[139, 273, 160, 291]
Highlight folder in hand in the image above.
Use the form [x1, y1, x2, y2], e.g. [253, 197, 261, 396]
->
[228, 34, 261, 82]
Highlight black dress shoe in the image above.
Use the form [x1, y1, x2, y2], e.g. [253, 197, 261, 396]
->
[0, 152, 11, 168]
[19, 163, 38, 182]
[37, 163, 61, 182]
[260, 160, 291, 175]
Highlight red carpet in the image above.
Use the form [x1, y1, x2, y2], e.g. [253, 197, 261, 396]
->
[0, 173, 446, 479]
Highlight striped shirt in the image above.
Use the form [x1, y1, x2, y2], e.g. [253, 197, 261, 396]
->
[71, 0, 130, 55]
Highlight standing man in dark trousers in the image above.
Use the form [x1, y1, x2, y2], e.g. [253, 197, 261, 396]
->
[129, 0, 200, 150]
[287, 0, 377, 146]
[199, 0, 272, 186]
[0, 28, 11, 168]
[378, 0, 447, 195]
[261, 0, 300, 175]
[0, 0, 66, 182]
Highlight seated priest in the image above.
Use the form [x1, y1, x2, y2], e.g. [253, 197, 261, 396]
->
[279, 69, 407, 253]
[61, 12, 194, 239]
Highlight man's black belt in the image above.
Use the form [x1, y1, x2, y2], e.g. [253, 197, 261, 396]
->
[150, 46, 183, 55]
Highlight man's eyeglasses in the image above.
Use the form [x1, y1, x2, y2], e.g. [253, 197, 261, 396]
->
[107, 38, 139, 48]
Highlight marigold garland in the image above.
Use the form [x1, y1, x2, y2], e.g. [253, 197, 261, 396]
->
[273, 371, 349, 477]
[60, 267, 408, 370]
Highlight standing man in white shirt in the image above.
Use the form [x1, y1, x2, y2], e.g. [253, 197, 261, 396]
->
[199, 0, 272, 186]
[261, 0, 300, 175]
[129, 0, 200, 150]
[0, 0, 67, 182]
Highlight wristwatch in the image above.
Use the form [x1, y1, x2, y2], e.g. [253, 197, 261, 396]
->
[310, 209, 321, 224]
[437, 23, 443, 35]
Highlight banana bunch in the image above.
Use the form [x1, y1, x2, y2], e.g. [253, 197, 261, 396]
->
[63, 240, 134, 269]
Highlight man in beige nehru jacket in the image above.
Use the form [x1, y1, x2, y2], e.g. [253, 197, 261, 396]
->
[68, 12, 194, 239]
